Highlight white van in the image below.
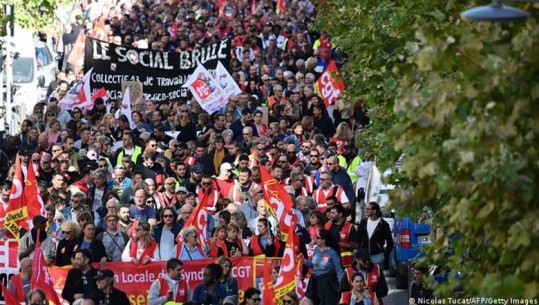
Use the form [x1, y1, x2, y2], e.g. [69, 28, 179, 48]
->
[1, 27, 47, 134]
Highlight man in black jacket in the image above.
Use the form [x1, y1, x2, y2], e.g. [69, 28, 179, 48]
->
[357, 202, 394, 270]
[90, 269, 130, 305]
[62, 249, 98, 304]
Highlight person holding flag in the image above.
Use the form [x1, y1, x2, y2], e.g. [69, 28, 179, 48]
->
[17, 216, 55, 263]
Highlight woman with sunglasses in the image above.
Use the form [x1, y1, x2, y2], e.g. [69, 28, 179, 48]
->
[281, 291, 300, 305]
[239, 287, 261, 305]
[151, 207, 181, 260]
[55, 220, 81, 266]
[71, 107, 83, 123]
[121, 222, 159, 265]
[340, 272, 372, 305]
[304, 229, 343, 305]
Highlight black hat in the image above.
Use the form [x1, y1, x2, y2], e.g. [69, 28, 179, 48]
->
[192, 164, 203, 173]
[1, 181, 12, 190]
[355, 249, 370, 260]
[32, 215, 48, 226]
[95, 269, 115, 280]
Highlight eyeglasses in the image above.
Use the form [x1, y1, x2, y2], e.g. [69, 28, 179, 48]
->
[62, 231, 70, 234]
[310, 155, 319, 157]
[283, 300, 294, 304]
[98, 164, 107, 168]
[251, 298, 261, 303]
[181, 110, 189, 113]
[32, 160, 40, 164]
[47, 113, 56, 117]
[163, 214, 174, 218]
[296, 179, 304, 183]
[201, 182, 211, 186]
[72, 111, 80, 114]
[326, 162, 335, 165]
[42, 160, 51, 164]
[287, 151, 296, 154]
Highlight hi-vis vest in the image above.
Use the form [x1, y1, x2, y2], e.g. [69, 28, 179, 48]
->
[325, 221, 353, 267]
[313, 185, 346, 212]
[116, 146, 142, 166]
[158, 277, 188, 303]
[345, 265, 383, 305]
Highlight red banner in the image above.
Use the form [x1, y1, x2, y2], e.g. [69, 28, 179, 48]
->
[315, 60, 345, 106]
[48, 257, 281, 304]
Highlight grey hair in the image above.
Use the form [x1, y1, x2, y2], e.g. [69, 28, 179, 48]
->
[182, 227, 199, 242]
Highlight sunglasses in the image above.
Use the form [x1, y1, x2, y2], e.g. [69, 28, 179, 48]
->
[251, 298, 261, 302]
[32, 160, 40, 164]
[163, 214, 174, 218]
[283, 300, 294, 304]
[62, 231, 70, 234]
[201, 182, 211, 186]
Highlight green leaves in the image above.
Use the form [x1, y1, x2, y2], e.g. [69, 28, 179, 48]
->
[318, 0, 539, 298]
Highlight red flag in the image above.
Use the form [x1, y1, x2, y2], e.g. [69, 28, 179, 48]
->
[315, 60, 345, 106]
[25, 158, 46, 221]
[1, 282, 19, 305]
[276, 0, 285, 15]
[251, 0, 257, 15]
[259, 166, 297, 239]
[91, 87, 108, 103]
[4, 155, 28, 239]
[218, 0, 227, 17]
[75, 68, 94, 109]
[177, 190, 209, 246]
[31, 230, 62, 305]
[262, 258, 275, 305]
[66, 30, 86, 75]
[274, 222, 298, 298]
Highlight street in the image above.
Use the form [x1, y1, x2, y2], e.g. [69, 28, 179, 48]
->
[383, 270, 409, 305]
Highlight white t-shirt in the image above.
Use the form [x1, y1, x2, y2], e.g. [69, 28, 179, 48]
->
[367, 218, 381, 239]
[159, 227, 175, 260]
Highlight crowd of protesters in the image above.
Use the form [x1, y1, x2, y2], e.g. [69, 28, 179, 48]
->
[0, 0, 393, 304]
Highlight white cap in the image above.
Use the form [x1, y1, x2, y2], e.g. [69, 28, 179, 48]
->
[86, 150, 98, 161]
[220, 162, 234, 173]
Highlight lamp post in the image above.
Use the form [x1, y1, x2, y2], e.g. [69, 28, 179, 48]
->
[461, 0, 537, 22]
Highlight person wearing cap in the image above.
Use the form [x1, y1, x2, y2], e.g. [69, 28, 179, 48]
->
[17, 215, 55, 263]
[96, 213, 129, 262]
[148, 259, 190, 305]
[338, 249, 388, 305]
[214, 162, 235, 198]
[89, 269, 130, 305]
[173, 186, 188, 211]
[186, 163, 204, 193]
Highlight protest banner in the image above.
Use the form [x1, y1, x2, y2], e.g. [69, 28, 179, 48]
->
[121, 81, 143, 103]
[214, 61, 242, 100]
[84, 37, 232, 103]
[184, 65, 227, 114]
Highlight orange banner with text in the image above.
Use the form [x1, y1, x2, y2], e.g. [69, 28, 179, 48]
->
[48, 257, 282, 305]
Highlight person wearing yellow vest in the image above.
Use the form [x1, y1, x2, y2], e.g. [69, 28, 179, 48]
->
[325, 205, 359, 268]
[148, 259, 190, 305]
[113, 131, 143, 167]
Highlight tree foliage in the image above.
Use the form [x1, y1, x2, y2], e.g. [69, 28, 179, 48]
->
[318, 0, 539, 298]
[0, 0, 75, 36]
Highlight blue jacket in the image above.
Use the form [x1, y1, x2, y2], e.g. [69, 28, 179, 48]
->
[192, 283, 227, 305]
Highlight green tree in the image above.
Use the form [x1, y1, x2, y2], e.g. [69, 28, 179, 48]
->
[318, 0, 539, 298]
[0, 0, 74, 36]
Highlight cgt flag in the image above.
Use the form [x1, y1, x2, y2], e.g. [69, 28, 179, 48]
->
[31, 230, 61, 305]
[273, 220, 298, 300]
[262, 258, 276, 305]
[315, 60, 345, 106]
[4, 155, 28, 239]
[25, 156, 46, 221]
[177, 189, 209, 247]
[259, 166, 297, 241]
